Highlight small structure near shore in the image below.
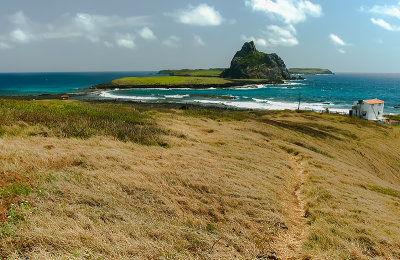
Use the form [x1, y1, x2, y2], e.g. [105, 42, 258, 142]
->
[350, 99, 384, 120]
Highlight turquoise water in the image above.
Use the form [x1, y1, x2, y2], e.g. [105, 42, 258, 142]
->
[0, 71, 159, 95]
[0, 72, 399, 114]
[96, 73, 400, 114]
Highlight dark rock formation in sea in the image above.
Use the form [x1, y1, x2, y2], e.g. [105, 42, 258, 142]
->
[221, 41, 291, 80]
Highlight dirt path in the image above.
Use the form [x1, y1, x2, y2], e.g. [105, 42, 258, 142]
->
[271, 155, 308, 259]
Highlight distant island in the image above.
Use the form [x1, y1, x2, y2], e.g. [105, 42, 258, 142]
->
[93, 41, 291, 90]
[288, 68, 334, 75]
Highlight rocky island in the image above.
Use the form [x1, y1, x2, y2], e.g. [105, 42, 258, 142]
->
[92, 41, 290, 90]
[221, 41, 291, 80]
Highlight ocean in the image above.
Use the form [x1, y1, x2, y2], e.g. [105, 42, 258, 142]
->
[0, 72, 399, 114]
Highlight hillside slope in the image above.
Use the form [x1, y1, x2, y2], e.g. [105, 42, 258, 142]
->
[0, 100, 399, 259]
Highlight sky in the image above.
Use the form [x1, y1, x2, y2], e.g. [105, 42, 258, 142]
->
[1, 0, 400, 73]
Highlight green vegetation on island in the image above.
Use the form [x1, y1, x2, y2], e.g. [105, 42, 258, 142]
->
[288, 68, 334, 75]
[158, 68, 224, 77]
[93, 76, 276, 90]
[112, 76, 230, 86]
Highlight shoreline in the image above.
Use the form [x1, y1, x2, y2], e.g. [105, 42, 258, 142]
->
[1, 92, 399, 116]
[0, 80, 399, 115]
[90, 79, 284, 90]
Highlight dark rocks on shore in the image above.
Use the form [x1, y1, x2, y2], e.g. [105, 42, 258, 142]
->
[221, 41, 291, 80]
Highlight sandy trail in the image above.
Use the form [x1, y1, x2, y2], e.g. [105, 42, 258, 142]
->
[272, 155, 308, 259]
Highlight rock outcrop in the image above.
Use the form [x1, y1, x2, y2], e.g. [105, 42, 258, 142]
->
[221, 41, 290, 80]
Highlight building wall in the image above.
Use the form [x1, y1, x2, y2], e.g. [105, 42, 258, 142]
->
[351, 102, 384, 120]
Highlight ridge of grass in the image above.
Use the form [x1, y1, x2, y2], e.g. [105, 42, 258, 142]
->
[0, 99, 165, 145]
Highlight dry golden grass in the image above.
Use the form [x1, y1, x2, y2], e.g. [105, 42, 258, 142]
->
[1, 100, 400, 259]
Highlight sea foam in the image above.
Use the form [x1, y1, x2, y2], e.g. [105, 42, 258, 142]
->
[99, 91, 163, 101]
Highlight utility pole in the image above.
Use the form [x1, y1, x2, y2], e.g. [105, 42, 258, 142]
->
[297, 93, 301, 110]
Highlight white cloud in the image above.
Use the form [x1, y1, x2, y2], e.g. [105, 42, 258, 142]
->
[329, 34, 350, 53]
[369, 4, 400, 19]
[74, 13, 149, 31]
[8, 11, 30, 26]
[1, 12, 150, 49]
[329, 33, 346, 46]
[241, 36, 268, 47]
[115, 34, 135, 49]
[10, 29, 34, 43]
[371, 18, 400, 31]
[162, 35, 181, 48]
[193, 34, 205, 46]
[242, 25, 298, 47]
[363, 3, 400, 31]
[245, 0, 322, 24]
[171, 4, 225, 26]
[266, 24, 298, 46]
[0, 42, 10, 50]
[139, 27, 156, 40]
[75, 13, 96, 31]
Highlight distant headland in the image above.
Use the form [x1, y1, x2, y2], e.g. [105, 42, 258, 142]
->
[288, 68, 334, 75]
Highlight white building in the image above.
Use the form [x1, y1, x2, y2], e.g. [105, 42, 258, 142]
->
[350, 99, 384, 120]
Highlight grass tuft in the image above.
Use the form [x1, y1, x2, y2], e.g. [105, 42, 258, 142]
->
[280, 145, 300, 156]
[0, 183, 32, 197]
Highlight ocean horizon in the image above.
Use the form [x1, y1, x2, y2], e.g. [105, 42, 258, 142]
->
[1, 71, 399, 114]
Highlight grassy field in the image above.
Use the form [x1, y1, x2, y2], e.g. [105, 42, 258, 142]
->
[288, 68, 333, 74]
[112, 76, 231, 86]
[158, 69, 225, 77]
[0, 99, 165, 144]
[110, 76, 272, 88]
[1, 99, 400, 259]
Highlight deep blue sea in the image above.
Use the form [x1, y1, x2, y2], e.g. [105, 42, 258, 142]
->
[0, 72, 399, 114]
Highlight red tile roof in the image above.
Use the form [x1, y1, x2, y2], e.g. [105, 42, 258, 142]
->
[364, 99, 384, 105]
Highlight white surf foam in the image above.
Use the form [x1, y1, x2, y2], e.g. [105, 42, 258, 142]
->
[164, 94, 189, 98]
[232, 84, 268, 90]
[193, 98, 349, 113]
[99, 91, 163, 101]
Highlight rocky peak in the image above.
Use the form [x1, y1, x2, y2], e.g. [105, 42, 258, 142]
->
[221, 41, 290, 80]
[237, 41, 257, 56]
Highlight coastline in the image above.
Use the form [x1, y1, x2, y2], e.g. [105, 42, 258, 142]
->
[90, 78, 284, 90]
[0, 73, 399, 115]
[1, 91, 399, 116]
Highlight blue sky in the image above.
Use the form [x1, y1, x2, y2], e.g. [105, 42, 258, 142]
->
[1, 0, 400, 72]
